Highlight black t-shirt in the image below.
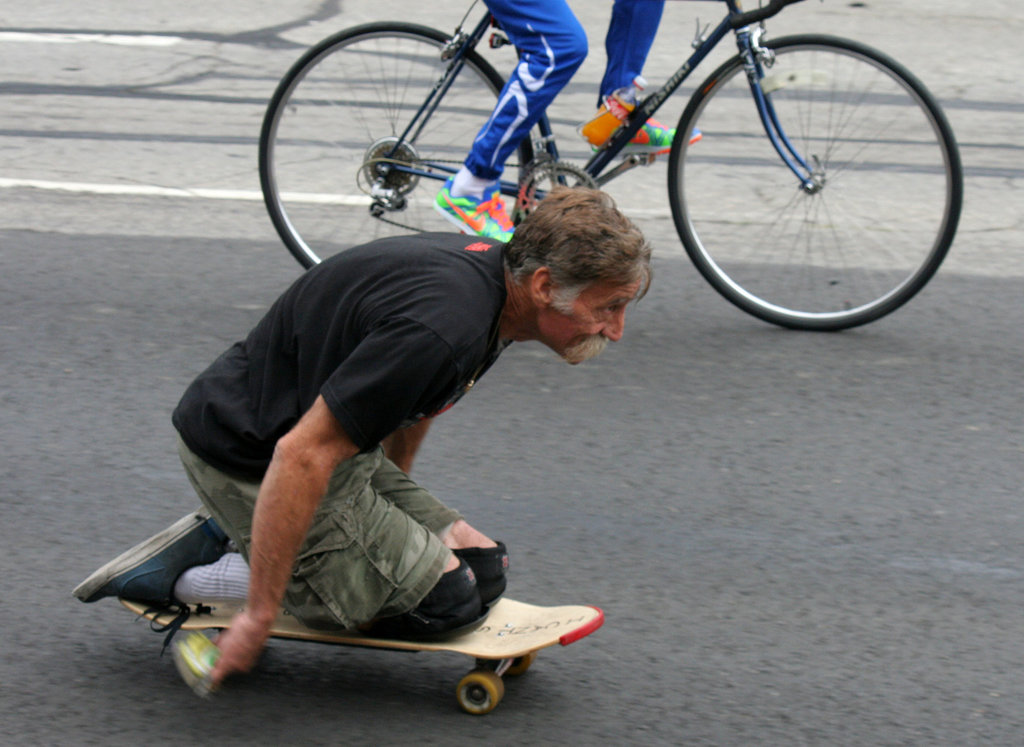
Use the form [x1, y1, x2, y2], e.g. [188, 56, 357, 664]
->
[172, 233, 508, 477]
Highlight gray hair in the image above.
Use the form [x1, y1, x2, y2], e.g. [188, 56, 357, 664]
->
[503, 187, 652, 298]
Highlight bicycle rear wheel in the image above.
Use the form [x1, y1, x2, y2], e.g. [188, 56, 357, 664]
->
[260, 22, 531, 268]
[668, 34, 963, 330]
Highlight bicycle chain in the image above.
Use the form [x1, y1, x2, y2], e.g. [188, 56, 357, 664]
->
[359, 156, 591, 232]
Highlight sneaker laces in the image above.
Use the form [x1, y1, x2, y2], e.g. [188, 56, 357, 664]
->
[477, 193, 513, 232]
[139, 602, 212, 656]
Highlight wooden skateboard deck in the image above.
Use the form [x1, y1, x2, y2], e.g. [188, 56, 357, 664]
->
[120, 597, 603, 713]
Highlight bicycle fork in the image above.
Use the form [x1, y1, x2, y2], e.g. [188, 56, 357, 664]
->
[739, 26, 823, 194]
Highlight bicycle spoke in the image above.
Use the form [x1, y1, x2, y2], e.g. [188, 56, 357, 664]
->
[260, 24, 531, 267]
[669, 34, 961, 329]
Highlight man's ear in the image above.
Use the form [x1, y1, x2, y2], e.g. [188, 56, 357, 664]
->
[528, 267, 554, 306]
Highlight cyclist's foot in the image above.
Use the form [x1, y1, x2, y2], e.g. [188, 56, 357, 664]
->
[609, 120, 702, 156]
[435, 178, 514, 242]
[623, 118, 675, 155]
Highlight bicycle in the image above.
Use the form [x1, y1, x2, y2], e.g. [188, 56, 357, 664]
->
[258, 0, 963, 331]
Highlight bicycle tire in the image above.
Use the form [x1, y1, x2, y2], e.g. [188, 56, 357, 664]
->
[259, 22, 533, 268]
[667, 34, 963, 330]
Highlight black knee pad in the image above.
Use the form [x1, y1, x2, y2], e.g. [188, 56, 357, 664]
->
[454, 541, 508, 604]
[366, 558, 483, 640]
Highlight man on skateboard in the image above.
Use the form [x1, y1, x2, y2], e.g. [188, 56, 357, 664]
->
[74, 188, 650, 691]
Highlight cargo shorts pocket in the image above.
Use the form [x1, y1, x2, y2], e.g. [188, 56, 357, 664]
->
[283, 497, 446, 630]
[283, 510, 389, 630]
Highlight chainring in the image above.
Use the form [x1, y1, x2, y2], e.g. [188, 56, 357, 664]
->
[513, 158, 598, 224]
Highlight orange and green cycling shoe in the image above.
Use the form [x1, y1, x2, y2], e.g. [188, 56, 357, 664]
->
[610, 119, 703, 156]
[435, 179, 515, 242]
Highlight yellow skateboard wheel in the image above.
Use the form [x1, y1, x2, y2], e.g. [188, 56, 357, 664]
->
[456, 669, 504, 715]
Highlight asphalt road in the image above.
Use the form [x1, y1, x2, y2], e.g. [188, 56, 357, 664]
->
[2, 1, 1022, 744]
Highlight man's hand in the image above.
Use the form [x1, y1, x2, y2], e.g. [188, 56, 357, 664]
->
[210, 609, 274, 688]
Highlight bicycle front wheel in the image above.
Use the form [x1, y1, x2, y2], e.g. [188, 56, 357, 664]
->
[260, 23, 529, 268]
[668, 34, 963, 330]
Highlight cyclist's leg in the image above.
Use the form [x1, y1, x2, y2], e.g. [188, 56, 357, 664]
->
[439, 0, 587, 239]
[597, 0, 677, 154]
[462, 0, 588, 184]
[599, 0, 665, 99]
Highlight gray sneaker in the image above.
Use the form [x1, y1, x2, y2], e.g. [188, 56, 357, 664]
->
[72, 509, 228, 606]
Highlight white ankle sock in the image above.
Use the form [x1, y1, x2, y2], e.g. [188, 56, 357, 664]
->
[174, 552, 250, 603]
[450, 168, 496, 201]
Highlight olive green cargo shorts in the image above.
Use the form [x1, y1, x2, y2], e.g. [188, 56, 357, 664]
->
[177, 436, 462, 630]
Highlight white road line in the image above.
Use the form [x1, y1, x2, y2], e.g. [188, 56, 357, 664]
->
[0, 176, 671, 216]
[0, 176, 370, 205]
[0, 31, 183, 47]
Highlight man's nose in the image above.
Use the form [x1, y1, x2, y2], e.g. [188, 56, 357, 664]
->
[601, 308, 626, 342]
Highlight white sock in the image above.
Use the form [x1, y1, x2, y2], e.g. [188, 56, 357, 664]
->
[174, 552, 250, 603]
[450, 168, 496, 201]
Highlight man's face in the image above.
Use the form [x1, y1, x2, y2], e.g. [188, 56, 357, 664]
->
[538, 279, 642, 364]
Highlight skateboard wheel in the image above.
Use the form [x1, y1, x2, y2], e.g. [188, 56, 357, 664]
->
[506, 651, 537, 676]
[456, 669, 504, 715]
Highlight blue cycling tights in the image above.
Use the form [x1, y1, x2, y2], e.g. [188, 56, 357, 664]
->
[466, 0, 665, 182]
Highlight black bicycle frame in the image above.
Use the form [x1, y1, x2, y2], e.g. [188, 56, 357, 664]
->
[586, 0, 814, 189]
[379, 12, 494, 180]
[379, 0, 812, 198]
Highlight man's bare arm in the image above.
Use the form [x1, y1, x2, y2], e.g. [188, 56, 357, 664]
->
[210, 395, 358, 685]
[381, 418, 433, 474]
